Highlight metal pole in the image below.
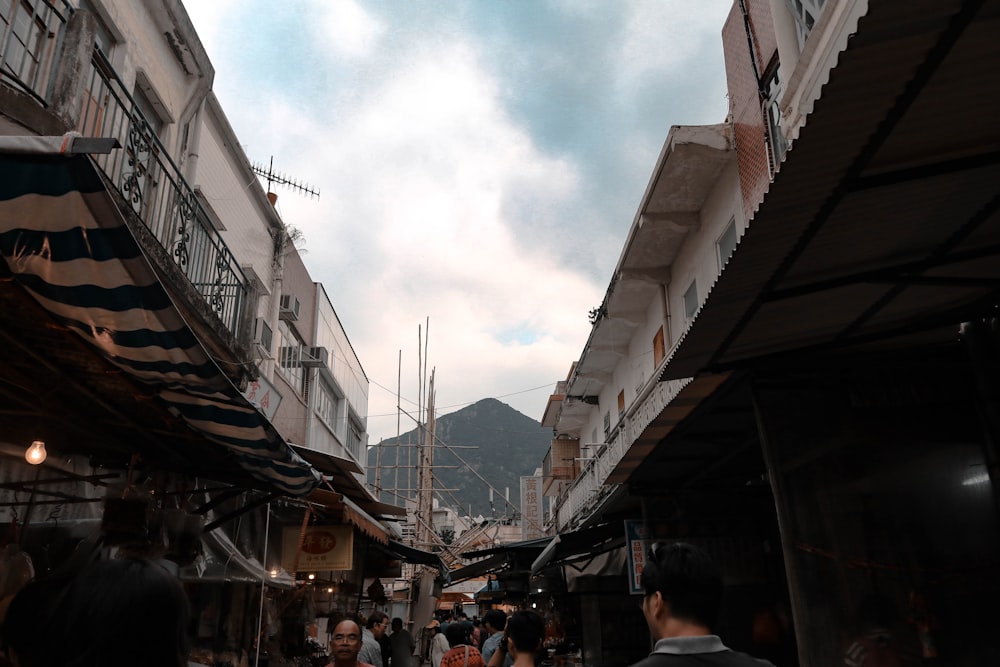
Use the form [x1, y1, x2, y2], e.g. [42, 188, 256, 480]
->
[254, 502, 272, 667]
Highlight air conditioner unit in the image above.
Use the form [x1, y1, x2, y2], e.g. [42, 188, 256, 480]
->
[278, 294, 300, 321]
[300, 346, 329, 369]
[253, 318, 273, 354]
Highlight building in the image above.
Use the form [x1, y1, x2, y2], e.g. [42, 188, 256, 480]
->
[534, 1, 1000, 666]
[0, 0, 437, 660]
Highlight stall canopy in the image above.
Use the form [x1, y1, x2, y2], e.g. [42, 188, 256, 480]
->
[529, 522, 625, 575]
[661, 0, 1000, 383]
[0, 150, 321, 496]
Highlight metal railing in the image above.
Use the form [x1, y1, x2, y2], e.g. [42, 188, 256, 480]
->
[77, 49, 247, 333]
[552, 377, 692, 530]
[0, 0, 72, 104]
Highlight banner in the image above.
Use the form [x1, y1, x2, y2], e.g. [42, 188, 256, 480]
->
[625, 519, 652, 595]
[520, 475, 544, 540]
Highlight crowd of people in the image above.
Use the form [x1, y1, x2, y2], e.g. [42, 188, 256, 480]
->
[0, 542, 788, 667]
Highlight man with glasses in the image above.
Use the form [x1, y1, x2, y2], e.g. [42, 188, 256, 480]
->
[329, 617, 376, 667]
[632, 542, 773, 666]
[360, 611, 389, 667]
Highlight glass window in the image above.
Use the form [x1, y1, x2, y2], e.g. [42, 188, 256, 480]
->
[683, 280, 699, 320]
[717, 219, 738, 269]
[276, 321, 304, 394]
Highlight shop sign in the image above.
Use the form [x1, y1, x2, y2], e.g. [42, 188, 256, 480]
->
[242, 374, 282, 420]
[281, 525, 353, 572]
[520, 475, 544, 540]
[625, 519, 652, 595]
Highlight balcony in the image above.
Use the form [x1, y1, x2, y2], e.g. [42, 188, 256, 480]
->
[552, 376, 691, 531]
[541, 437, 579, 496]
[1, 3, 249, 349]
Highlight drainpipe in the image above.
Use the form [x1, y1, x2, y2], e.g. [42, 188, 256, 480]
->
[183, 97, 206, 183]
[264, 197, 285, 381]
[661, 283, 672, 351]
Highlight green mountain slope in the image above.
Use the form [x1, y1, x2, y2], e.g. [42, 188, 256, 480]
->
[366, 398, 551, 517]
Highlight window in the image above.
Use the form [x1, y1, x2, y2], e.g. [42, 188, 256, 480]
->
[603, 411, 611, 440]
[276, 321, 305, 394]
[315, 382, 341, 431]
[763, 67, 788, 174]
[1, 0, 49, 86]
[787, 0, 827, 47]
[617, 390, 625, 418]
[653, 326, 666, 366]
[717, 219, 738, 269]
[347, 418, 364, 462]
[683, 280, 699, 321]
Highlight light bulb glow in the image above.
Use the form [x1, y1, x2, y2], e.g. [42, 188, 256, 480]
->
[270, 568, 279, 578]
[25, 440, 46, 465]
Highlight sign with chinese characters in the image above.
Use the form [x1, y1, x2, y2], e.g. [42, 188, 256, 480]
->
[625, 519, 652, 595]
[520, 475, 544, 540]
[281, 525, 354, 572]
[241, 374, 282, 420]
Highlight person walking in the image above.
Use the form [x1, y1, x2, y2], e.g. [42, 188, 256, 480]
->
[441, 624, 485, 667]
[361, 612, 389, 667]
[329, 617, 376, 667]
[630, 542, 774, 666]
[390, 617, 416, 667]
[427, 619, 449, 667]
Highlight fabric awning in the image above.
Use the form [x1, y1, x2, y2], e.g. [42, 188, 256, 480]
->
[293, 445, 406, 518]
[661, 0, 1000, 382]
[529, 522, 626, 575]
[0, 153, 321, 496]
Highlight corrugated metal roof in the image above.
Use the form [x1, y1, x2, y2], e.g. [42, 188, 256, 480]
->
[662, 0, 1000, 381]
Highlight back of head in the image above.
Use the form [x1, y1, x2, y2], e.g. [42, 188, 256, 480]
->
[3, 575, 73, 667]
[392, 617, 403, 632]
[505, 611, 544, 655]
[59, 558, 190, 667]
[641, 542, 723, 630]
[483, 609, 506, 633]
[444, 622, 468, 647]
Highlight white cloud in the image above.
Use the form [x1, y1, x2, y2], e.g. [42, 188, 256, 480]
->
[310, 0, 385, 59]
[222, 37, 600, 438]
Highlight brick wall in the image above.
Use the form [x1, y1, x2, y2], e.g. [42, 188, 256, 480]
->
[723, 0, 778, 221]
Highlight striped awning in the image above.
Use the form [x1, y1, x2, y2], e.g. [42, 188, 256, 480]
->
[0, 152, 321, 496]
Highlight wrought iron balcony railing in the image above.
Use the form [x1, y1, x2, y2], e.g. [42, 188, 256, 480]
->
[2, 1, 249, 338]
[77, 48, 247, 334]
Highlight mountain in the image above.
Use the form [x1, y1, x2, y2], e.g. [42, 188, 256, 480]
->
[366, 398, 551, 517]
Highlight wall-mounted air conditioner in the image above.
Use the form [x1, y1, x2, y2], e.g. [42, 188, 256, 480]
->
[300, 346, 329, 369]
[279, 294, 300, 321]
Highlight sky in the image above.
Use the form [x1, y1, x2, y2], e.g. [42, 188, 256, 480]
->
[185, 1, 732, 445]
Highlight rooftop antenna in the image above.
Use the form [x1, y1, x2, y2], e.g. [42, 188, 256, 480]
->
[251, 155, 320, 200]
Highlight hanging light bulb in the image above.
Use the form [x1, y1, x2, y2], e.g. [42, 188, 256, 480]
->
[25, 440, 46, 465]
[307, 573, 316, 580]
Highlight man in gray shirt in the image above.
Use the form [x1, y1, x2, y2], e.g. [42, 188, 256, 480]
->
[389, 617, 415, 667]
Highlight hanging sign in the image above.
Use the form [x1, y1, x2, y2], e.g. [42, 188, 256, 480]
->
[281, 525, 354, 572]
[242, 374, 282, 420]
[521, 475, 544, 540]
[625, 519, 652, 595]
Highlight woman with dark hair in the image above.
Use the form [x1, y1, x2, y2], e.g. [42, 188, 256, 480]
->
[3, 558, 189, 667]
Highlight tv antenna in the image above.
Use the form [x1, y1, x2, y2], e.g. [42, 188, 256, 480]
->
[251, 156, 320, 200]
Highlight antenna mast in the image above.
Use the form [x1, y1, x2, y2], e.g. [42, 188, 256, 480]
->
[251, 155, 320, 199]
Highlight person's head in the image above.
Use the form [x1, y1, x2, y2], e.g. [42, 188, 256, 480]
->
[330, 617, 363, 665]
[367, 611, 389, 639]
[483, 609, 506, 634]
[641, 542, 723, 640]
[472, 619, 481, 628]
[391, 617, 403, 633]
[425, 619, 441, 635]
[56, 558, 190, 667]
[444, 623, 468, 648]
[3, 575, 72, 667]
[504, 610, 544, 657]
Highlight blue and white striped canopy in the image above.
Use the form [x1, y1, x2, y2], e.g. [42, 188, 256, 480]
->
[0, 152, 321, 496]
